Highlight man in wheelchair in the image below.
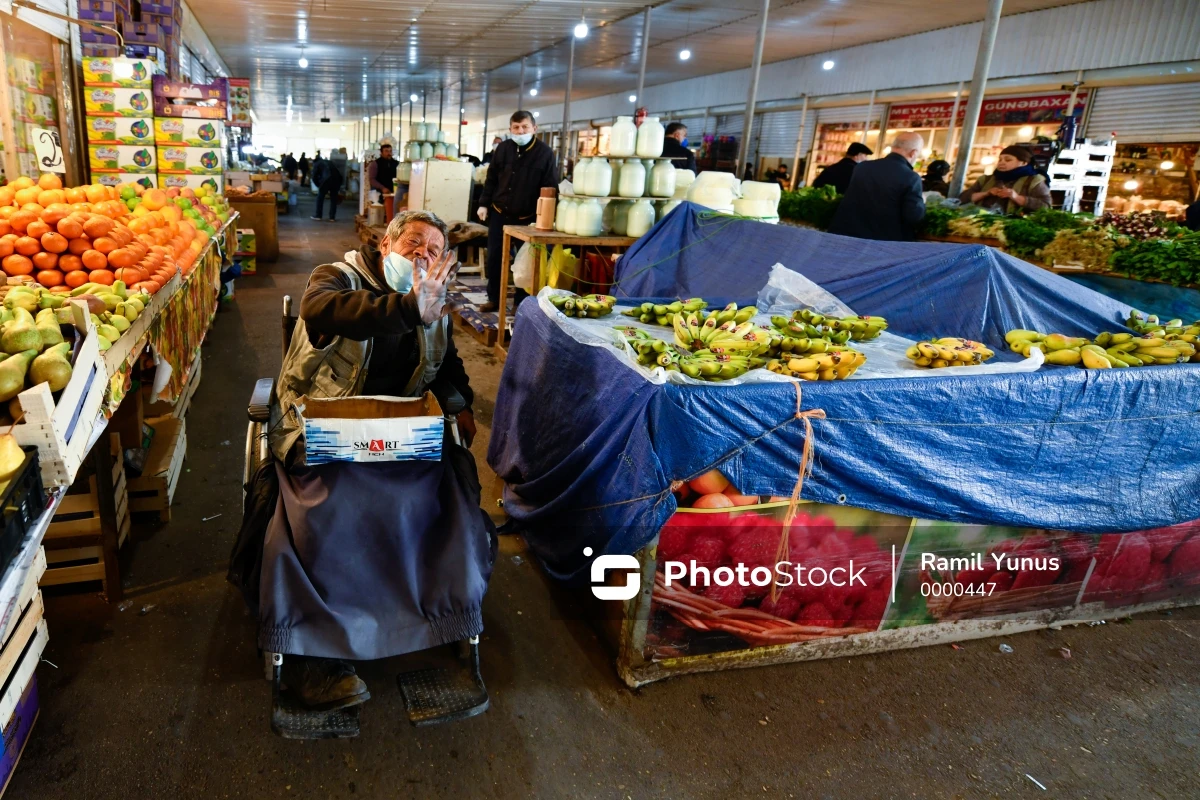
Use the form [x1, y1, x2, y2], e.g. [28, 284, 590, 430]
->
[235, 211, 495, 726]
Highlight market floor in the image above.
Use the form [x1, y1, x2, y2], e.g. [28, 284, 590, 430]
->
[11, 196, 1200, 800]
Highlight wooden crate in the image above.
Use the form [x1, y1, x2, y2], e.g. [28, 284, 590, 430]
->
[40, 434, 129, 591]
[128, 417, 186, 523]
[11, 301, 108, 488]
[0, 549, 46, 799]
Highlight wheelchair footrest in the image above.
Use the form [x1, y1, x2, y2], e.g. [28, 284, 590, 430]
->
[397, 641, 489, 726]
[271, 695, 361, 739]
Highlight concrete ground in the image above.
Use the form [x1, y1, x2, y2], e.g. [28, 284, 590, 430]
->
[10, 197, 1200, 800]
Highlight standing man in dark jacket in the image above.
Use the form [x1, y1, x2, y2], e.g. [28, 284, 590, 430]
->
[828, 132, 926, 242]
[812, 142, 873, 194]
[661, 122, 697, 173]
[477, 110, 560, 311]
[367, 143, 399, 196]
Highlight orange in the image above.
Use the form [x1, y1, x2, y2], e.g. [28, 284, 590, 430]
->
[13, 186, 40, 206]
[0, 187, 14, 207]
[82, 216, 112, 239]
[0, 221, 10, 237]
[41, 232, 68, 253]
[58, 254, 82, 273]
[107, 248, 136, 269]
[140, 188, 168, 211]
[9, 177, 33, 191]
[64, 186, 86, 204]
[35, 268, 63, 287]
[40, 203, 71, 225]
[8, 210, 35, 234]
[81, 249, 107, 270]
[13, 236, 40, 256]
[92, 236, 118, 254]
[88, 268, 114, 285]
[56, 217, 83, 239]
[36, 189, 64, 207]
[0, 240, 11, 259]
[25, 220, 50, 239]
[31, 251, 57, 271]
[2, 254, 33, 275]
[67, 236, 91, 255]
[84, 184, 107, 204]
[36, 173, 62, 191]
[64, 269, 89, 288]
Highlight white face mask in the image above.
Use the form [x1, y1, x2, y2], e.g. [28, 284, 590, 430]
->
[383, 251, 415, 293]
[511, 133, 534, 146]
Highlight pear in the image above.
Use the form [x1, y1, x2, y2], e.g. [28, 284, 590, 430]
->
[30, 342, 72, 391]
[3, 287, 38, 314]
[96, 323, 121, 343]
[1, 308, 43, 355]
[0, 432, 26, 481]
[7, 397, 20, 419]
[111, 280, 128, 300]
[0, 350, 36, 401]
[108, 314, 131, 333]
[35, 308, 64, 348]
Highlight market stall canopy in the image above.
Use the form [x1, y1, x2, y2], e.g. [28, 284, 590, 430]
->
[488, 204, 1200, 583]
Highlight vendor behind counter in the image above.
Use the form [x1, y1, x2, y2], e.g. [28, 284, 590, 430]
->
[959, 145, 1051, 213]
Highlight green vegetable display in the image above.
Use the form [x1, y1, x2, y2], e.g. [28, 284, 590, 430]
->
[777, 185, 841, 229]
[1109, 232, 1200, 287]
[999, 217, 1057, 259]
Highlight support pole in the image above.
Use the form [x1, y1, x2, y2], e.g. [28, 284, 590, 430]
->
[422, 90, 426, 123]
[949, 0, 1004, 198]
[560, 34, 576, 174]
[946, 80, 964, 166]
[483, 72, 491, 151]
[736, 0, 771, 172]
[458, 81, 464, 151]
[862, 89, 876, 150]
[1065, 68, 1084, 119]
[518, 56, 526, 103]
[439, 87, 444, 139]
[788, 95, 808, 190]
[635, 6, 651, 104]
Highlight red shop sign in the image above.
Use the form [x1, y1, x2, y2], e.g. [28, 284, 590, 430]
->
[886, 92, 1088, 129]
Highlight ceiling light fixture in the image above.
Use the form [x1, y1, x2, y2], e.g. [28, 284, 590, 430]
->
[574, 13, 589, 39]
[410, 93, 419, 102]
[1123, 179, 1140, 191]
[1018, 125, 1034, 138]
[298, 46, 309, 69]
[679, 48, 691, 61]
[1160, 160, 1175, 170]
[529, 88, 538, 96]
[363, 116, 369, 122]
[680, 11, 693, 63]
[822, 59, 834, 70]
[629, 94, 637, 103]
[533, 111, 540, 118]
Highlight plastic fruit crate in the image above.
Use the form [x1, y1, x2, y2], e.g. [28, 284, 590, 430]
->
[0, 446, 47, 575]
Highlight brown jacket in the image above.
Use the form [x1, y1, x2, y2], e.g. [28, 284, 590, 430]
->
[960, 173, 1051, 213]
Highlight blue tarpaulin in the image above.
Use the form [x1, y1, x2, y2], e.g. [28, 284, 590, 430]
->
[487, 204, 1200, 583]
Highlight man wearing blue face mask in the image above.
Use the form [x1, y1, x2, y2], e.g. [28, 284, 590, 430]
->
[662, 122, 697, 173]
[477, 110, 560, 312]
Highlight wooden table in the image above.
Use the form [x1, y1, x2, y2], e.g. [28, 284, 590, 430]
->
[495, 226, 638, 361]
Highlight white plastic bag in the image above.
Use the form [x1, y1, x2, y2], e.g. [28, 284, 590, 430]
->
[512, 242, 536, 293]
[756, 263, 856, 318]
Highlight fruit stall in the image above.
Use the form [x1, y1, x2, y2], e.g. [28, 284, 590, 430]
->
[487, 202, 1200, 686]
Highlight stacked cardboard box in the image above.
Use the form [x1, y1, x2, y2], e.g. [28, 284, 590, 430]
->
[236, 228, 257, 274]
[79, 0, 182, 78]
[82, 55, 160, 188]
[153, 76, 227, 193]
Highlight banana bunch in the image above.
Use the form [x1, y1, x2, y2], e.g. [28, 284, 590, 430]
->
[615, 326, 766, 380]
[620, 297, 708, 326]
[548, 292, 616, 319]
[673, 311, 771, 355]
[1006, 328, 1196, 368]
[766, 346, 866, 381]
[770, 315, 852, 348]
[770, 308, 887, 344]
[1123, 310, 1200, 362]
[905, 337, 995, 368]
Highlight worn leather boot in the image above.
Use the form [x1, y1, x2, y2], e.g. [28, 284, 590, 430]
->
[281, 657, 370, 711]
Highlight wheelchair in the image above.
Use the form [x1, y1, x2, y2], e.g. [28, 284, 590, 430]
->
[244, 295, 488, 739]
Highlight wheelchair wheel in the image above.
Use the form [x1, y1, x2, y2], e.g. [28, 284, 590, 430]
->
[243, 420, 270, 503]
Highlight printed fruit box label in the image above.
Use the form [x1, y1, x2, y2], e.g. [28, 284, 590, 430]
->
[153, 117, 222, 146]
[94, 172, 157, 189]
[159, 174, 223, 193]
[642, 469, 1200, 661]
[82, 57, 155, 88]
[84, 87, 153, 117]
[88, 144, 156, 171]
[86, 116, 154, 145]
[156, 146, 223, 174]
[303, 416, 443, 465]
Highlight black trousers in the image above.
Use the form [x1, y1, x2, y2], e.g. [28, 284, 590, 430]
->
[485, 212, 530, 308]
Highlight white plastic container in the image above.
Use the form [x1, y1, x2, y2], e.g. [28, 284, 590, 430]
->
[618, 159, 646, 198]
[575, 198, 603, 236]
[573, 157, 592, 194]
[733, 198, 778, 218]
[626, 198, 656, 237]
[687, 184, 735, 212]
[446, 144, 459, 158]
[406, 141, 422, 162]
[586, 157, 612, 197]
[602, 199, 617, 233]
[610, 116, 637, 157]
[436, 128, 446, 143]
[411, 122, 427, 142]
[642, 159, 655, 197]
[397, 161, 412, 182]
[612, 200, 630, 236]
[554, 196, 569, 231]
[636, 116, 665, 158]
[649, 161, 676, 197]
[608, 159, 622, 196]
[420, 142, 434, 160]
[563, 198, 579, 235]
[673, 169, 696, 199]
[740, 180, 782, 203]
[657, 199, 682, 220]
[434, 142, 447, 158]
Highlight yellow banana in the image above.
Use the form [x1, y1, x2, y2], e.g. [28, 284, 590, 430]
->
[1080, 348, 1111, 369]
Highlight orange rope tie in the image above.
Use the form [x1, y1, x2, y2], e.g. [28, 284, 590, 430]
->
[770, 381, 826, 602]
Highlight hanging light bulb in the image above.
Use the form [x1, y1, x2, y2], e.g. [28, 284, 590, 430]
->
[822, 59, 835, 70]
[1160, 160, 1175, 170]
[574, 18, 589, 38]
[1123, 179, 1140, 191]
[629, 94, 637, 103]
[362, 116, 369, 122]
[529, 88, 538, 97]
[299, 52, 309, 69]
[410, 93, 418, 102]
[679, 48, 691, 61]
